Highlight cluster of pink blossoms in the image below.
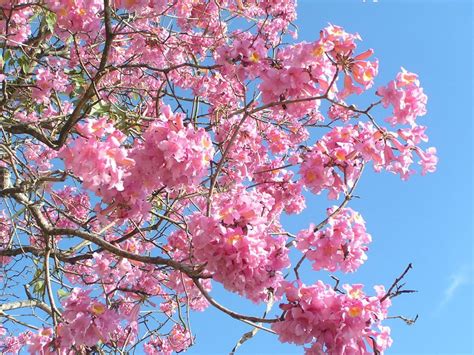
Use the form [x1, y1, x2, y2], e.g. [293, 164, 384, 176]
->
[300, 115, 437, 194]
[0, 2, 32, 44]
[297, 208, 371, 273]
[59, 117, 133, 201]
[216, 31, 268, 80]
[319, 24, 378, 97]
[253, 164, 306, 216]
[273, 282, 392, 354]
[24, 140, 58, 172]
[45, 0, 103, 34]
[57, 289, 122, 349]
[107, 106, 213, 220]
[188, 189, 290, 302]
[259, 40, 333, 119]
[124, 105, 213, 193]
[61, 106, 213, 220]
[48, 187, 91, 229]
[0, 328, 32, 354]
[213, 115, 269, 184]
[32, 67, 68, 105]
[64, 236, 160, 296]
[0, 289, 125, 353]
[299, 124, 364, 199]
[162, 269, 211, 312]
[144, 325, 193, 355]
[377, 68, 427, 126]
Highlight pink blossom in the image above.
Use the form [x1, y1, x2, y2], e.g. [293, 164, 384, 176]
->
[144, 325, 193, 354]
[297, 208, 372, 273]
[188, 189, 290, 302]
[57, 288, 121, 348]
[377, 68, 427, 126]
[59, 118, 134, 201]
[272, 281, 393, 353]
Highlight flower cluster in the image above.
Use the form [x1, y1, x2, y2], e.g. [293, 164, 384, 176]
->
[128, 105, 213, 192]
[49, 186, 91, 229]
[188, 189, 290, 302]
[259, 40, 333, 118]
[300, 119, 437, 194]
[109, 105, 213, 219]
[299, 125, 364, 199]
[254, 167, 306, 216]
[164, 270, 211, 312]
[377, 68, 427, 126]
[59, 117, 134, 201]
[61, 106, 213, 220]
[317, 24, 379, 98]
[215, 31, 268, 80]
[297, 208, 372, 273]
[144, 325, 193, 355]
[0, 328, 30, 354]
[273, 281, 392, 354]
[57, 289, 121, 348]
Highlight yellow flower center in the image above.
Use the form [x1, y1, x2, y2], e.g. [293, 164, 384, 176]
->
[124, 0, 137, 7]
[227, 234, 242, 245]
[352, 213, 364, 225]
[91, 303, 106, 316]
[305, 171, 317, 183]
[335, 151, 346, 161]
[362, 69, 374, 82]
[348, 306, 362, 317]
[40, 328, 53, 337]
[249, 52, 260, 63]
[58, 7, 68, 17]
[202, 136, 212, 149]
[312, 46, 325, 57]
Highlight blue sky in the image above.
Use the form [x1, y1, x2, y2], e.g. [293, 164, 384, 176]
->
[188, 1, 473, 354]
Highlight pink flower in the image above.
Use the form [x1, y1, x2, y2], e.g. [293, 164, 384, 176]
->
[144, 325, 192, 354]
[273, 281, 393, 353]
[377, 68, 427, 126]
[297, 208, 372, 273]
[59, 118, 134, 201]
[188, 188, 290, 302]
[416, 147, 438, 175]
[57, 288, 121, 348]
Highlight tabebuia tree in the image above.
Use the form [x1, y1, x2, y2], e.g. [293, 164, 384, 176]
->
[0, 0, 437, 353]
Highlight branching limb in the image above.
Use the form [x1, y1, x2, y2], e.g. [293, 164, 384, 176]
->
[381, 263, 416, 302]
[192, 278, 279, 326]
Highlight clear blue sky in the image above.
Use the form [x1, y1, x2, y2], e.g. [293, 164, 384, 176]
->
[188, 1, 473, 354]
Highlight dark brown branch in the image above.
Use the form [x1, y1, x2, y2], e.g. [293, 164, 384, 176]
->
[192, 278, 279, 326]
[381, 263, 416, 302]
[387, 314, 419, 325]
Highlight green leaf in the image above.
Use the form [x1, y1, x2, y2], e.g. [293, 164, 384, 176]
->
[3, 49, 11, 64]
[18, 56, 30, 74]
[32, 280, 45, 296]
[57, 289, 70, 299]
[10, 206, 27, 220]
[44, 11, 57, 33]
[90, 102, 111, 116]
